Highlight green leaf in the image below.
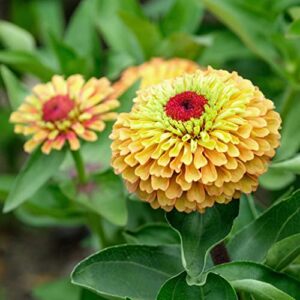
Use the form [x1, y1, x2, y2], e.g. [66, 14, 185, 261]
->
[156, 32, 208, 60]
[232, 279, 294, 300]
[166, 201, 239, 281]
[277, 98, 300, 161]
[62, 169, 127, 226]
[259, 168, 296, 191]
[0, 20, 35, 51]
[0, 175, 14, 201]
[71, 245, 183, 300]
[271, 155, 300, 174]
[211, 261, 300, 299]
[161, 0, 203, 35]
[124, 223, 180, 246]
[3, 149, 66, 213]
[202, 0, 283, 76]
[287, 19, 300, 38]
[15, 185, 83, 227]
[0, 65, 29, 110]
[200, 31, 252, 68]
[157, 272, 237, 300]
[80, 289, 107, 300]
[117, 79, 141, 113]
[48, 35, 87, 76]
[231, 194, 258, 236]
[95, 0, 144, 62]
[265, 233, 300, 271]
[120, 11, 162, 59]
[142, 0, 174, 20]
[31, 0, 64, 45]
[33, 277, 81, 300]
[228, 190, 300, 262]
[0, 51, 55, 80]
[289, 6, 300, 21]
[65, 0, 99, 58]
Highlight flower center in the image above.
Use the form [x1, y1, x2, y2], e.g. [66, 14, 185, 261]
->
[165, 91, 207, 121]
[42, 95, 75, 122]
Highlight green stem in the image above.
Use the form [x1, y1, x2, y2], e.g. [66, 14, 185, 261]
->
[71, 150, 87, 184]
[87, 213, 108, 249]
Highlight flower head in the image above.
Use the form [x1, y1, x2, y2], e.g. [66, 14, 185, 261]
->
[112, 57, 199, 98]
[10, 75, 119, 154]
[110, 67, 281, 213]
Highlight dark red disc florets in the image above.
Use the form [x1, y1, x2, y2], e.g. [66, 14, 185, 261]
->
[42, 95, 75, 122]
[165, 91, 207, 121]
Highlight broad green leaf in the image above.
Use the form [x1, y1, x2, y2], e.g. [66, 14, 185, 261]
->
[95, 0, 144, 62]
[202, 0, 283, 76]
[232, 279, 294, 300]
[15, 185, 83, 227]
[277, 85, 300, 160]
[157, 272, 237, 300]
[259, 168, 296, 191]
[156, 32, 207, 60]
[0, 20, 35, 51]
[271, 155, 300, 174]
[123, 223, 180, 245]
[0, 65, 29, 110]
[80, 289, 107, 300]
[285, 264, 300, 282]
[161, 0, 203, 35]
[117, 79, 141, 113]
[120, 11, 162, 59]
[33, 277, 81, 300]
[166, 201, 239, 281]
[48, 35, 87, 76]
[0, 51, 55, 80]
[228, 190, 300, 262]
[0, 175, 14, 201]
[211, 261, 300, 299]
[265, 233, 300, 271]
[3, 149, 66, 213]
[231, 194, 258, 236]
[62, 169, 127, 226]
[106, 52, 135, 79]
[142, 0, 174, 20]
[31, 0, 64, 45]
[287, 19, 300, 38]
[65, 0, 100, 58]
[289, 6, 300, 20]
[71, 245, 183, 300]
[200, 31, 252, 68]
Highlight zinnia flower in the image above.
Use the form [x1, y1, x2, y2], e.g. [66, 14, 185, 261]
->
[110, 67, 281, 213]
[10, 75, 119, 154]
[111, 57, 199, 98]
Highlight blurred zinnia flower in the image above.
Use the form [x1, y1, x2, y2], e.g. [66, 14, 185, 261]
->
[10, 75, 119, 154]
[110, 67, 281, 213]
[112, 57, 199, 98]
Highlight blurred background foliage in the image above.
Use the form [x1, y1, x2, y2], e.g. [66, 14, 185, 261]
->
[1, 0, 300, 299]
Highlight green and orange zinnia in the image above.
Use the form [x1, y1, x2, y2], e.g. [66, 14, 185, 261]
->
[110, 67, 281, 213]
[10, 75, 119, 154]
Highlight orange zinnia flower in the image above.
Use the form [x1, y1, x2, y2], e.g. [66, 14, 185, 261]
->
[112, 57, 199, 98]
[110, 67, 281, 213]
[10, 75, 119, 154]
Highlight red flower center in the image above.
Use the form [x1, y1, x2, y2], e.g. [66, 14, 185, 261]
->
[165, 91, 207, 121]
[42, 95, 75, 122]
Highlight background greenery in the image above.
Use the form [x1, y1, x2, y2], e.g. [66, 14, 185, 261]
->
[1, 0, 300, 299]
